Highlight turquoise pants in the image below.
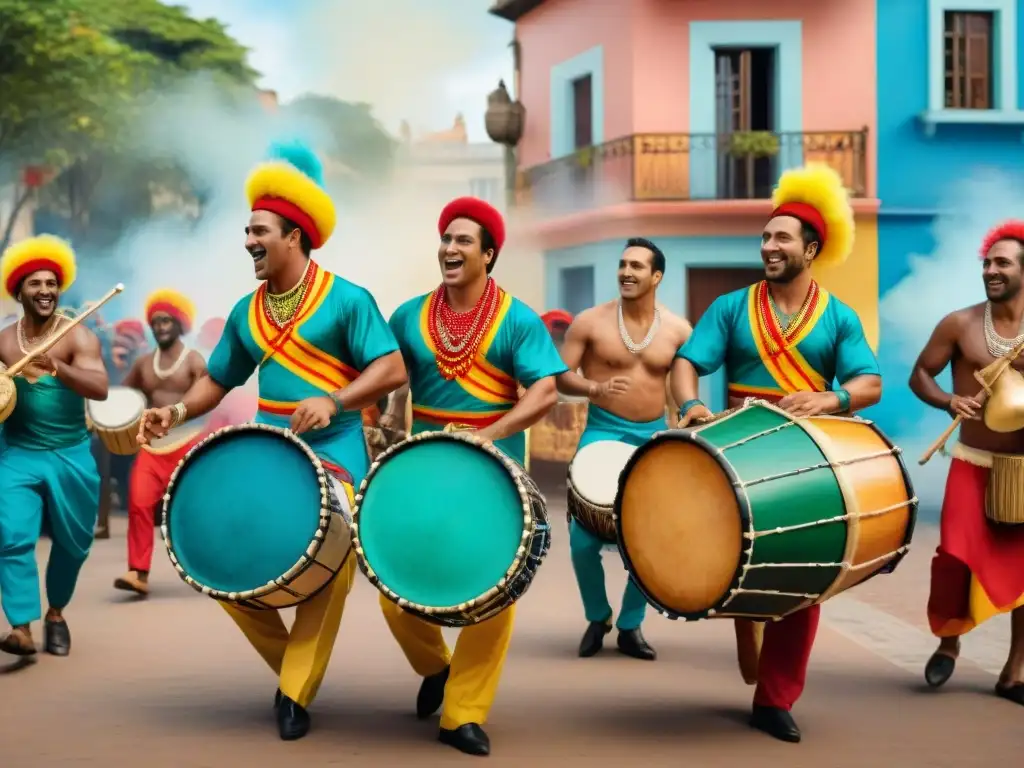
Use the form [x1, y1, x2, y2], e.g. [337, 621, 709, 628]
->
[569, 405, 667, 632]
[0, 439, 100, 627]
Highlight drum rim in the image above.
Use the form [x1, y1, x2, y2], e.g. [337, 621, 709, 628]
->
[613, 425, 753, 622]
[86, 386, 147, 430]
[352, 429, 537, 617]
[567, 439, 638, 508]
[161, 422, 338, 602]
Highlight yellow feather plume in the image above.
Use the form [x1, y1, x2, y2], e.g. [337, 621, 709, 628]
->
[245, 161, 337, 247]
[1, 234, 77, 298]
[145, 288, 196, 329]
[771, 163, 855, 268]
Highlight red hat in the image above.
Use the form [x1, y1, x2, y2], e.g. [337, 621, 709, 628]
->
[541, 309, 573, 334]
[980, 220, 1024, 259]
[145, 289, 196, 335]
[438, 197, 505, 254]
[114, 318, 146, 343]
[198, 317, 226, 349]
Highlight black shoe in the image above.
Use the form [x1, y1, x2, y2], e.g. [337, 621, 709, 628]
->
[44, 619, 71, 656]
[750, 705, 801, 743]
[277, 695, 310, 741]
[274, 688, 282, 709]
[924, 652, 957, 688]
[617, 628, 656, 660]
[579, 620, 612, 657]
[995, 682, 1024, 706]
[439, 722, 490, 756]
[417, 665, 450, 719]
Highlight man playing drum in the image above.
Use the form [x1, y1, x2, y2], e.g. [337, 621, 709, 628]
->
[379, 196, 566, 756]
[0, 235, 110, 658]
[556, 237, 691, 661]
[113, 290, 206, 597]
[138, 141, 408, 740]
[909, 220, 1024, 706]
[670, 164, 882, 743]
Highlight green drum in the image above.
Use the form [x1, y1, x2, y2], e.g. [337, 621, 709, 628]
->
[615, 400, 918, 621]
[352, 430, 550, 628]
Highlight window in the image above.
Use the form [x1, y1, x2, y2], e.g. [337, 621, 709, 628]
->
[944, 11, 994, 108]
[469, 177, 500, 203]
[560, 266, 595, 315]
[571, 75, 593, 149]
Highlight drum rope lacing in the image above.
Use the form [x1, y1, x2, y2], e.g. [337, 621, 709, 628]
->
[983, 301, 1024, 358]
[153, 345, 190, 379]
[617, 300, 660, 354]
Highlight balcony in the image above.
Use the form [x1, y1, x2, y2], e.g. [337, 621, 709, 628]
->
[517, 130, 868, 219]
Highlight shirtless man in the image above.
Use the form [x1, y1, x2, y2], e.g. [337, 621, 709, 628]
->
[113, 290, 206, 596]
[555, 237, 691, 659]
[910, 220, 1024, 705]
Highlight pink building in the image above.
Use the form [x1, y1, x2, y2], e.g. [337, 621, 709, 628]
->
[491, 0, 879, 411]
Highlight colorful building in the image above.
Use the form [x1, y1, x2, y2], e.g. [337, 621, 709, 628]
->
[873, 0, 1024, 433]
[491, 0, 879, 412]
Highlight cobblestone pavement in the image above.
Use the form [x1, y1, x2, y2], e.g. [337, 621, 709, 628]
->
[1, 497, 1021, 766]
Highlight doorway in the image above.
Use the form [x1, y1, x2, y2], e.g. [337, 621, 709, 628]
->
[686, 266, 764, 411]
[714, 47, 777, 199]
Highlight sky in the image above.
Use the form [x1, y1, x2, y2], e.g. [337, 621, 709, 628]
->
[176, 0, 516, 142]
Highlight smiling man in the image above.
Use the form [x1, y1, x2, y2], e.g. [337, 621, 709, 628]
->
[113, 289, 206, 597]
[136, 140, 408, 741]
[0, 235, 110, 659]
[669, 164, 882, 744]
[554, 237, 691, 661]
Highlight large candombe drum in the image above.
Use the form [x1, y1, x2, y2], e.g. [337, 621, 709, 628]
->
[162, 423, 355, 609]
[352, 430, 550, 628]
[615, 400, 918, 621]
[0, 367, 13, 424]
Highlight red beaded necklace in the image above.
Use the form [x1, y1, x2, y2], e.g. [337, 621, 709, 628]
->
[427, 278, 500, 379]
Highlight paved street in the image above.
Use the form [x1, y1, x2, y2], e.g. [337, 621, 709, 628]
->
[2, 493, 1021, 766]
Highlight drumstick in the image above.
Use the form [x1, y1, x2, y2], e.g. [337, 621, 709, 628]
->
[6, 283, 124, 378]
[918, 337, 1024, 465]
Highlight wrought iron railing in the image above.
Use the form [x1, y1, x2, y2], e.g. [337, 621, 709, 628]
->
[517, 130, 868, 216]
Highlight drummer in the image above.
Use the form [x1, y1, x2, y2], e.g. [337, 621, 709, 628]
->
[0, 235, 110, 658]
[379, 196, 566, 756]
[908, 220, 1024, 705]
[555, 238, 691, 661]
[669, 164, 881, 743]
[137, 140, 407, 741]
[112, 289, 206, 597]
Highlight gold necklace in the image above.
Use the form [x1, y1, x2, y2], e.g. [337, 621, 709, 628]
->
[264, 261, 312, 327]
[17, 315, 65, 356]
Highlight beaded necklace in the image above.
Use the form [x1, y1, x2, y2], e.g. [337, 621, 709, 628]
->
[263, 260, 314, 329]
[757, 280, 818, 355]
[427, 278, 501, 379]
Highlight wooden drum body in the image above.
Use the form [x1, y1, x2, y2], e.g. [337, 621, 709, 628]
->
[0, 370, 13, 425]
[352, 431, 551, 628]
[615, 400, 918, 622]
[162, 423, 354, 609]
[986, 453, 1024, 526]
[86, 386, 146, 455]
[567, 440, 638, 543]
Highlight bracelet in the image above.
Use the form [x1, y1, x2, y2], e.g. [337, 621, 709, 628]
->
[834, 389, 852, 412]
[679, 399, 704, 418]
[328, 391, 344, 415]
[169, 402, 187, 428]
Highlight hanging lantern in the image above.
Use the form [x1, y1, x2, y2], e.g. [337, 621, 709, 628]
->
[485, 80, 525, 147]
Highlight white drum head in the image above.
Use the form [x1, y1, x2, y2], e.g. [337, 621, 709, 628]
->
[569, 440, 638, 507]
[86, 386, 146, 429]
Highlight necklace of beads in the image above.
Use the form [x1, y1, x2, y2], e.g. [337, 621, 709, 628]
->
[983, 301, 1024, 358]
[153, 345, 190, 380]
[427, 278, 501, 379]
[264, 260, 313, 328]
[617, 300, 660, 354]
[17, 315, 66, 356]
[758, 281, 817, 355]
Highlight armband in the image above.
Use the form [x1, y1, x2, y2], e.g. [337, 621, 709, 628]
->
[834, 389, 852, 412]
[679, 399, 704, 418]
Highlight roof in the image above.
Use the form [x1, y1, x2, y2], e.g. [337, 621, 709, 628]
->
[489, 0, 546, 21]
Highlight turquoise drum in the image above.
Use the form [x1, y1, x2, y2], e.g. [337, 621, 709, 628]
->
[352, 431, 550, 628]
[162, 423, 355, 609]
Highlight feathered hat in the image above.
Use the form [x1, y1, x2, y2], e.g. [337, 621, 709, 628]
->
[145, 289, 196, 334]
[979, 220, 1024, 259]
[1, 234, 77, 298]
[245, 139, 336, 250]
[198, 316, 226, 349]
[438, 196, 506, 254]
[769, 163, 855, 268]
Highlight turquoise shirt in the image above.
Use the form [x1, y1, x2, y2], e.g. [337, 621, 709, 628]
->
[389, 286, 568, 465]
[676, 281, 879, 400]
[207, 261, 399, 484]
[4, 375, 90, 450]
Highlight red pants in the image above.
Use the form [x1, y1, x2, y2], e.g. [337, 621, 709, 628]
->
[752, 604, 821, 711]
[928, 456, 1024, 636]
[126, 440, 198, 573]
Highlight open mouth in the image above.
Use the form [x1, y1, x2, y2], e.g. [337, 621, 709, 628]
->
[987, 279, 1005, 288]
[620, 279, 637, 287]
[443, 258, 464, 273]
[35, 297, 54, 310]
[250, 247, 267, 264]
[763, 255, 784, 266]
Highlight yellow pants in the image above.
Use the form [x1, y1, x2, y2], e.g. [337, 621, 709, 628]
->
[378, 593, 515, 730]
[222, 556, 357, 708]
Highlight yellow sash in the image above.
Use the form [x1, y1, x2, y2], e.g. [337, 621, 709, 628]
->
[746, 281, 829, 394]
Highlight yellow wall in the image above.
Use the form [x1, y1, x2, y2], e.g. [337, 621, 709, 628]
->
[813, 215, 878, 351]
